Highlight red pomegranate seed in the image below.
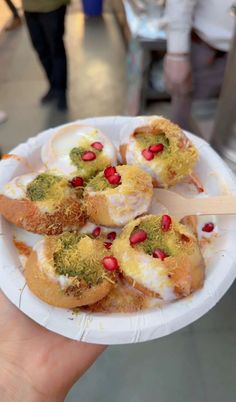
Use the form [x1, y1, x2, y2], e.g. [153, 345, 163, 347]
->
[92, 226, 101, 238]
[202, 222, 214, 233]
[141, 149, 154, 161]
[130, 229, 147, 245]
[153, 248, 167, 261]
[149, 143, 164, 154]
[104, 166, 117, 178]
[81, 151, 96, 161]
[102, 256, 119, 271]
[70, 176, 84, 187]
[104, 241, 112, 249]
[161, 215, 172, 232]
[107, 231, 117, 241]
[107, 174, 121, 185]
[91, 142, 103, 151]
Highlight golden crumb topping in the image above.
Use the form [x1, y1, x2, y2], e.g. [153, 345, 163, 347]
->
[53, 232, 111, 286]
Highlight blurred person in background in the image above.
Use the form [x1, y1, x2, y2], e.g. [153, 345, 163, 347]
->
[164, 0, 235, 132]
[4, 0, 22, 30]
[22, 0, 70, 111]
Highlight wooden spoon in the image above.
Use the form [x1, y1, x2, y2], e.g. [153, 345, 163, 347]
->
[153, 189, 236, 219]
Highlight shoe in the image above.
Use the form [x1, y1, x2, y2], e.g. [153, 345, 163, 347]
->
[57, 92, 68, 111]
[5, 16, 22, 31]
[0, 110, 7, 124]
[40, 88, 56, 104]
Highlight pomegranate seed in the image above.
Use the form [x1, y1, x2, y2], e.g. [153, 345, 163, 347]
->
[202, 222, 214, 233]
[149, 143, 164, 153]
[91, 142, 103, 151]
[104, 241, 112, 249]
[70, 176, 84, 187]
[104, 166, 117, 178]
[141, 149, 154, 161]
[102, 256, 119, 271]
[153, 248, 167, 261]
[130, 229, 147, 245]
[107, 174, 121, 185]
[107, 231, 117, 241]
[161, 215, 172, 232]
[81, 151, 96, 161]
[92, 226, 101, 238]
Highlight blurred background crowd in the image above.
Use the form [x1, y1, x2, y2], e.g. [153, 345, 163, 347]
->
[1, 1, 236, 402]
[0, 0, 236, 170]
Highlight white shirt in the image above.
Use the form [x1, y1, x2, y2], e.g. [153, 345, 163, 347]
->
[165, 0, 235, 53]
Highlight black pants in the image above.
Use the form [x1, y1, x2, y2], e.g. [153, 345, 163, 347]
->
[4, 0, 19, 18]
[24, 5, 67, 92]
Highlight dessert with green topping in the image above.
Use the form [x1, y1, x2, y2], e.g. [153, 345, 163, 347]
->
[27, 173, 65, 202]
[53, 232, 109, 286]
[69, 144, 110, 180]
[112, 214, 205, 300]
[121, 116, 199, 188]
[130, 216, 194, 257]
[25, 232, 115, 308]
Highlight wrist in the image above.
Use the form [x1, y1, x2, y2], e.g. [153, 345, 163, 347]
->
[167, 31, 190, 54]
[0, 360, 64, 402]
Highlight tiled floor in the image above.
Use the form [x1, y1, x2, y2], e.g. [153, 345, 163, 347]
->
[0, 4, 236, 402]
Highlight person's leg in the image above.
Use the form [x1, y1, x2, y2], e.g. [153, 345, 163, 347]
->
[171, 94, 193, 131]
[24, 11, 53, 92]
[191, 40, 227, 100]
[39, 6, 68, 109]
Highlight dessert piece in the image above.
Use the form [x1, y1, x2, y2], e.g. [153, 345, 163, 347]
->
[0, 172, 86, 235]
[79, 221, 121, 250]
[41, 123, 117, 181]
[84, 165, 153, 227]
[25, 232, 117, 308]
[112, 214, 205, 300]
[120, 116, 199, 188]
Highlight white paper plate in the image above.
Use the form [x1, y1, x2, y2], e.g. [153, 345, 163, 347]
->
[0, 116, 236, 345]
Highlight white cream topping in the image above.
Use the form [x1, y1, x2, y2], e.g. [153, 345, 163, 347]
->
[119, 115, 161, 145]
[126, 139, 163, 184]
[34, 240, 71, 289]
[41, 125, 117, 177]
[0, 173, 38, 200]
[122, 252, 176, 301]
[79, 221, 121, 235]
[106, 192, 151, 226]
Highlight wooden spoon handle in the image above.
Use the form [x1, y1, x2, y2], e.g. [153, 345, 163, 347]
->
[183, 195, 236, 216]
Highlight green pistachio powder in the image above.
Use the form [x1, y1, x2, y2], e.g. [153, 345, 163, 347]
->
[26, 173, 85, 202]
[26, 173, 63, 201]
[88, 171, 119, 191]
[135, 130, 198, 184]
[70, 143, 108, 180]
[132, 216, 193, 257]
[135, 132, 169, 153]
[53, 232, 107, 286]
